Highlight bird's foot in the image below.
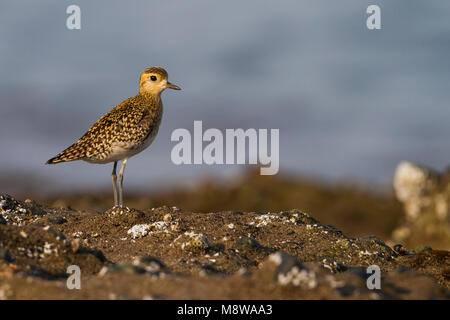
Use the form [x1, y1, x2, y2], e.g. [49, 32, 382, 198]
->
[107, 205, 131, 215]
[119, 206, 131, 214]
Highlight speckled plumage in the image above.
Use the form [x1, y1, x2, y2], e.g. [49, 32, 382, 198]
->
[46, 67, 180, 208]
[46, 93, 162, 164]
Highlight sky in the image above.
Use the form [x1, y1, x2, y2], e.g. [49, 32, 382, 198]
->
[0, 0, 449, 193]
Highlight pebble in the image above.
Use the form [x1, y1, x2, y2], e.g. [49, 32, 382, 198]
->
[235, 237, 263, 249]
[269, 251, 317, 288]
[0, 248, 14, 262]
[320, 258, 346, 273]
[48, 216, 67, 224]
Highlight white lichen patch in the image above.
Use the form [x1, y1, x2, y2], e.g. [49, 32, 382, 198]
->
[43, 242, 59, 256]
[72, 231, 84, 239]
[254, 212, 301, 227]
[127, 224, 150, 239]
[19, 242, 59, 259]
[0, 195, 47, 226]
[359, 250, 379, 256]
[277, 266, 317, 288]
[255, 214, 280, 227]
[150, 221, 168, 230]
[321, 259, 343, 273]
[269, 252, 283, 265]
[127, 221, 174, 239]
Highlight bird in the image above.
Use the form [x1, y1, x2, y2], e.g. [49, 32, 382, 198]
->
[46, 67, 181, 209]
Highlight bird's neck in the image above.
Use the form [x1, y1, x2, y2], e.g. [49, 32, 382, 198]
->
[138, 92, 162, 107]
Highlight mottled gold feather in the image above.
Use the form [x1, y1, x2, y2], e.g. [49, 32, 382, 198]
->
[46, 93, 162, 164]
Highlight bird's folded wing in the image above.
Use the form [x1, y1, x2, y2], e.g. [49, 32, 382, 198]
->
[80, 103, 155, 155]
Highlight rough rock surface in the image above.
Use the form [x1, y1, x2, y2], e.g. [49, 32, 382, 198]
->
[393, 162, 450, 249]
[0, 194, 448, 299]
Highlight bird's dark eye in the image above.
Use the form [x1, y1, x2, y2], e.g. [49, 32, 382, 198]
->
[150, 75, 157, 81]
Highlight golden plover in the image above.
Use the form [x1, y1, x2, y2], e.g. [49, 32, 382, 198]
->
[46, 67, 181, 208]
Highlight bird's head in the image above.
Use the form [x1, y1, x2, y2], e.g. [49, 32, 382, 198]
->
[139, 67, 181, 95]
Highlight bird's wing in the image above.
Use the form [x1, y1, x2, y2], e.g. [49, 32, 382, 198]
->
[46, 97, 157, 164]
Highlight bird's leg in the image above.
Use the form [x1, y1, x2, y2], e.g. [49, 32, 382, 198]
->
[118, 158, 128, 208]
[112, 161, 118, 207]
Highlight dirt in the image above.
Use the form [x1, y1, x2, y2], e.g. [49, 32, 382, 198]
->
[38, 170, 405, 244]
[0, 193, 448, 300]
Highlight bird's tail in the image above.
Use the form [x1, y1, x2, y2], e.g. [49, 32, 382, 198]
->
[45, 143, 85, 164]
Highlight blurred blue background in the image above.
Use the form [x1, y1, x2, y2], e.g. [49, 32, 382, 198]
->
[0, 0, 449, 193]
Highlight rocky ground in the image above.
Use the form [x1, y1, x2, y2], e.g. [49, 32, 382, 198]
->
[0, 191, 449, 300]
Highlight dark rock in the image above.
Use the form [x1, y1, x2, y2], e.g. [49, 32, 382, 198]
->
[393, 244, 406, 255]
[235, 237, 263, 249]
[335, 284, 356, 297]
[274, 251, 304, 274]
[78, 247, 107, 262]
[319, 258, 346, 273]
[134, 256, 168, 273]
[345, 266, 372, 281]
[395, 265, 413, 273]
[360, 235, 387, 246]
[100, 264, 146, 276]
[230, 252, 256, 268]
[200, 264, 221, 275]
[0, 247, 14, 262]
[0, 194, 23, 211]
[393, 244, 414, 256]
[269, 251, 317, 288]
[45, 226, 69, 243]
[48, 216, 67, 225]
